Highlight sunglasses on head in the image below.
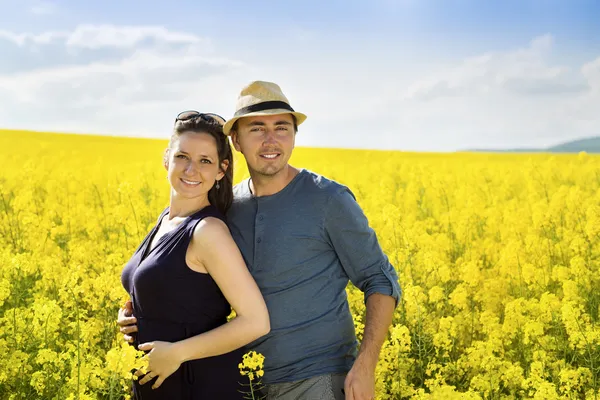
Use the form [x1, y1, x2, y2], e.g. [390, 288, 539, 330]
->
[175, 110, 226, 126]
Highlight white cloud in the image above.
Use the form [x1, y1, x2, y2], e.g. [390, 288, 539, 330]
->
[0, 30, 65, 46]
[0, 24, 206, 49]
[386, 34, 599, 150]
[65, 25, 206, 49]
[0, 26, 598, 152]
[405, 34, 587, 100]
[0, 25, 247, 136]
[582, 56, 600, 92]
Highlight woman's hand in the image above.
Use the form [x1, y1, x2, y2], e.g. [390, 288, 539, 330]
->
[117, 300, 137, 343]
[137, 341, 182, 389]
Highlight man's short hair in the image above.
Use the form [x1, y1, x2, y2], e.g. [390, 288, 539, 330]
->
[231, 114, 298, 134]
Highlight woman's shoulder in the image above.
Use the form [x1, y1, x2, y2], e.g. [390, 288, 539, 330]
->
[186, 204, 229, 239]
[188, 215, 234, 263]
[191, 207, 230, 237]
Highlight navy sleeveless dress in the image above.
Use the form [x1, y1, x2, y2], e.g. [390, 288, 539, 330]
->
[121, 205, 246, 400]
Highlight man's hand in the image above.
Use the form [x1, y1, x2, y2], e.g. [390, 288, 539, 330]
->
[137, 341, 182, 389]
[344, 357, 376, 400]
[345, 293, 396, 400]
[117, 300, 137, 343]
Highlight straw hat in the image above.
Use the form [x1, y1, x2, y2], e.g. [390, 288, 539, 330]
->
[223, 81, 307, 135]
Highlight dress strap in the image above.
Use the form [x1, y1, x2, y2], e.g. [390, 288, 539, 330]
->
[156, 206, 170, 223]
[186, 205, 228, 241]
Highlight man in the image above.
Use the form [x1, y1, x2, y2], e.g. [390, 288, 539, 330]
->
[119, 81, 401, 400]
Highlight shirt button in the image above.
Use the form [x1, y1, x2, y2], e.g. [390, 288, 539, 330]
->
[257, 238, 262, 243]
[258, 215, 264, 221]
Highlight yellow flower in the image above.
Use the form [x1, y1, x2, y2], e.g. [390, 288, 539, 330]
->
[2, 129, 600, 398]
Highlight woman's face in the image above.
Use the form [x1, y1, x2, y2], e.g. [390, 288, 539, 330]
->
[165, 131, 226, 200]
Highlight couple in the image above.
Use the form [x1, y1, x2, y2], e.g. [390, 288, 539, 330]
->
[117, 81, 401, 400]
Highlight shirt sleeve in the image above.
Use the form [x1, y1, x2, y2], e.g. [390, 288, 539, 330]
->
[324, 186, 401, 307]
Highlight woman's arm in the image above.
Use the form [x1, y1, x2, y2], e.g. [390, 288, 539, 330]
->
[138, 217, 270, 389]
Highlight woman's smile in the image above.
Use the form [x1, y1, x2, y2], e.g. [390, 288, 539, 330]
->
[180, 178, 201, 187]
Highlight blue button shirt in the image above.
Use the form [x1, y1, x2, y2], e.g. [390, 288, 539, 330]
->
[227, 169, 401, 384]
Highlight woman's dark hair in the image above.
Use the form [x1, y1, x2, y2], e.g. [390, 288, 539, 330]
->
[168, 116, 234, 215]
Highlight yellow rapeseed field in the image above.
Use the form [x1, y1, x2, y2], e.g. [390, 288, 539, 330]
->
[1, 129, 599, 399]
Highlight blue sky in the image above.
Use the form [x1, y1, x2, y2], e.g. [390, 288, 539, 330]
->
[1, 0, 599, 151]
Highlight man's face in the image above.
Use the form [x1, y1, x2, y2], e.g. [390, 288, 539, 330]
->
[231, 113, 296, 178]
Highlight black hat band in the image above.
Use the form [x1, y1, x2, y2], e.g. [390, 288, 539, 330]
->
[234, 101, 295, 117]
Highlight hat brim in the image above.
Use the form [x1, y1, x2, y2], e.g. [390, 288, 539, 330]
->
[223, 109, 307, 135]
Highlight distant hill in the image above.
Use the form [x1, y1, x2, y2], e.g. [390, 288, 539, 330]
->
[466, 136, 600, 153]
[547, 137, 600, 153]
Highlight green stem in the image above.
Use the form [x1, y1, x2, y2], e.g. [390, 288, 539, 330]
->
[67, 287, 81, 400]
[128, 194, 141, 243]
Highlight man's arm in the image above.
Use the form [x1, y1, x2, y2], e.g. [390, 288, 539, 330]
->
[323, 186, 401, 307]
[344, 293, 396, 400]
[323, 186, 401, 400]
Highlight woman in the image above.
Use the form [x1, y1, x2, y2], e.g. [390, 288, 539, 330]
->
[120, 111, 270, 399]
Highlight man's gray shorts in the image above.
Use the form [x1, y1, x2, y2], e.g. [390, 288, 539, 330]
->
[260, 373, 347, 400]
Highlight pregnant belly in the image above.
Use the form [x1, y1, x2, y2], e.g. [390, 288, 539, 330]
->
[135, 316, 226, 346]
[132, 316, 246, 398]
